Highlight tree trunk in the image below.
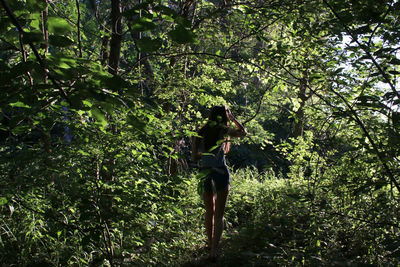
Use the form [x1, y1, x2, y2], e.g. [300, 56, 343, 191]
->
[108, 0, 122, 76]
[293, 78, 307, 138]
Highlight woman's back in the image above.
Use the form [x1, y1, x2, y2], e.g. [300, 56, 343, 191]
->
[198, 124, 228, 168]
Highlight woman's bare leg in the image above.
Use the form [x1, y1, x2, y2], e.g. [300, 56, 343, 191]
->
[203, 192, 214, 248]
[210, 185, 230, 258]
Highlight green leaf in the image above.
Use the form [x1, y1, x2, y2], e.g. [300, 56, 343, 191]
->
[393, 112, 400, 128]
[0, 17, 12, 33]
[174, 16, 192, 28]
[9, 61, 36, 78]
[47, 17, 72, 35]
[168, 25, 197, 44]
[9, 101, 31, 108]
[122, 3, 151, 18]
[389, 57, 400, 65]
[102, 75, 130, 91]
[127, 115, 146, 131]
[26, 0, 47, 12]
[0, 197, 7, 206]
[388, 70, 400, 75]
[91, 107, 108, 127]
[22, 31, 43, 44]
[129, 18, 156, 32]
[353, 25, 370, 34]
[153, 5, 178, 17]
[136, 37, 162, 52]
[11, 125, 31, 135]
[49, 35, 74, 47]
[172, 206, 183, 216]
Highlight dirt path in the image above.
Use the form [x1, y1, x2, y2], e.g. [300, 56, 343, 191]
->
[182, 230, 259, 267]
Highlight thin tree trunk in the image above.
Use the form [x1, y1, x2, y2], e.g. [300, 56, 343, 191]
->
[75, 0, 82, 58]
[41, 2, 48, 83]
[293, 78, 307, 138]
[108, 0, 122, 76]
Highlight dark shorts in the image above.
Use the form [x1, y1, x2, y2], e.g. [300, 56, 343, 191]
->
[202, 165, 230, 193]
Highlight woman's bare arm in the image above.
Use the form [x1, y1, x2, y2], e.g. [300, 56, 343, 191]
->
[227, 109, 247, 138]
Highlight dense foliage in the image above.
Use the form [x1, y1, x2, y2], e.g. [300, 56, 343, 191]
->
[0, 0, 399, 266]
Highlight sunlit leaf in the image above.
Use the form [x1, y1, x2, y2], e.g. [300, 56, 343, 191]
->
[91, 107, 108, 127]
[130, 17, 156, 32]
[47, 17, 72, 35]
[9, 101, 31, 108]
[172, 206, 183, 216]
[0, 197, 7, 206]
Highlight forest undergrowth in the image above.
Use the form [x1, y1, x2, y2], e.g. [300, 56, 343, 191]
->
[131, 167, 400, 267]
[1, 164, 399, 266]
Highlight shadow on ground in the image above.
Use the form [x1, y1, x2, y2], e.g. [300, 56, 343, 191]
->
[181, 224, 286, 267]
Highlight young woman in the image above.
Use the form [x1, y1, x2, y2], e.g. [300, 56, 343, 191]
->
[191, 105, 247, 261]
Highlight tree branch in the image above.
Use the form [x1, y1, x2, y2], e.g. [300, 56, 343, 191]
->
[242, 83, 271, 125]
[322, 0, 399, 100]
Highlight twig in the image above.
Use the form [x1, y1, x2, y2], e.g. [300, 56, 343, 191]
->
[17, 28, 33, 86]
[330, 86, 400, 193]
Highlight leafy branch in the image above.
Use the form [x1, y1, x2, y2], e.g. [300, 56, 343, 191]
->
[1, 0, 71, 104]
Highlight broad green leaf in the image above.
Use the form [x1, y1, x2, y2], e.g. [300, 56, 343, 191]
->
[0, 17, 12, 33]
[122, 3, 152, 18]
[9, 101, 31, 108]
[26, 0, 47, 12]
[22, 31, 43, 44]
[174, 16, 192, 28]
[9, 61, 35, 79]
[0, 197, 7, 206]
[389, 58, 400, 65]
[47, 17, 72, 35]
[168, 25, 197, 44]
[49, 35, 74, 47]
[153, 5, 178, 17]
[136, 37, 162, 52]
[353, 25, 370, 34]
[127, 115, 146, 131]
[388, 70, 400, 75]
[91, 107, 108, 127]
[130, 18, 156, 32]
[102, 75, 130, 91]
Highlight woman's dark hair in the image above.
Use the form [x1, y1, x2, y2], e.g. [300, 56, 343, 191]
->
[198, 106, 228, 151]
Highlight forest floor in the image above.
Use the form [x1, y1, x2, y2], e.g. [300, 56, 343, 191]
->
[182, 230, 241, 267]
[182, 228, 282, 267]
